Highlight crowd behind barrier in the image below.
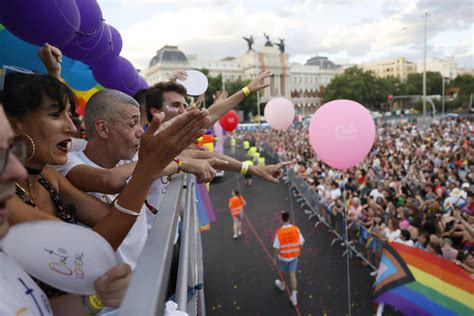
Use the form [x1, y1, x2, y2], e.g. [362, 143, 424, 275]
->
[241, 117, 474, 277]
[121, 174, 205, 315]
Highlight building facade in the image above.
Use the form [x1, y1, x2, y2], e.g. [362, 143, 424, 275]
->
[143, 42, 340, 115]
[362, 57, 417, 80]
[418, 58, 459, 79]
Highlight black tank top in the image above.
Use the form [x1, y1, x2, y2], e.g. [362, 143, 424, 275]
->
[15, 176, 77, 298]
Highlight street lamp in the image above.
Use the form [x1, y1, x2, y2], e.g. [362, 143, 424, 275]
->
[257, 89, 261, 123]
[442, 76, 447, 117]
[422, 10, 429, 118]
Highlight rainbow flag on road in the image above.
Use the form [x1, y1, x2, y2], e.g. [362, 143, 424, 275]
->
[373, 242, 474, 316]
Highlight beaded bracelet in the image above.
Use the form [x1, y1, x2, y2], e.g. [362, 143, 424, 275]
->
[174, 158, 183, 173]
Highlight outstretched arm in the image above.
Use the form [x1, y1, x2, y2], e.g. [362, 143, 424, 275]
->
[207, 71, 271, 125]
[182, 149, 292, 183]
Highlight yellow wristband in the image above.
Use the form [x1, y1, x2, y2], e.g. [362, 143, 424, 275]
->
[88, 294, 104, 310]
[241, 86, 250, 97]
[240, 161, 249, 175]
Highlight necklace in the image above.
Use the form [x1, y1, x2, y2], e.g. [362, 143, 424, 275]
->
[15, 178, 40, 200]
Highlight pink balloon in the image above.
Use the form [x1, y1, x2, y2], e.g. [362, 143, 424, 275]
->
[264, 97, 295, 130]
[309, 99, 375, 170]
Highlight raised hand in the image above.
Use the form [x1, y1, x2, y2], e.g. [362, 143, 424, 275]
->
[250, 160, 293, 183]
[169, 69, 188, 82]
[213, 90, 229, 103]
[138, 109, 210, 179]
[190, 94, 205, 109]
[246, 70, 271, 93]
[94, 263, 132, 308]
[37, 43, 62, 80]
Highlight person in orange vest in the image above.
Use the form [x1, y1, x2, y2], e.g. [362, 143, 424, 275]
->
[273, 211, 305, 306]
[228, 190, 246, 239]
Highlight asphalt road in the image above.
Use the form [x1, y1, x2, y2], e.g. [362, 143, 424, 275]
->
[202, 147, 379, 316]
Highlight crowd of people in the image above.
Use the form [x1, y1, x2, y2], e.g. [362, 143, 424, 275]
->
[241, 117, 474, 277]
[0, 44, 292, 314]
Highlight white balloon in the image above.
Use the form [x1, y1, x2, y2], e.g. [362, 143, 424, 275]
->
[176, 70, 208, 96]
[3, 221, 117, 295]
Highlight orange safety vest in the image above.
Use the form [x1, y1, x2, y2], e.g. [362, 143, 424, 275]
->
[228, 196, 245, 217]
[276, 225, 301, 259]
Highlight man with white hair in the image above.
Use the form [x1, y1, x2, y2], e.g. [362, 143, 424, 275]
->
[53, 89, 157, 269]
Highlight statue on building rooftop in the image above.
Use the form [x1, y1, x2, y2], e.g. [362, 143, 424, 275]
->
[264, 33, 273, 47]
[275, 38, 285, 53]
[243, 35, 254, 51]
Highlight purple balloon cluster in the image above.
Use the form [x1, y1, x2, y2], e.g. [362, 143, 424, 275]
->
[0, 0, 148, 95]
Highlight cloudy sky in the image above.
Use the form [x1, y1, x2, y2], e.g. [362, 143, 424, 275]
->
[100, 0, 473, 71]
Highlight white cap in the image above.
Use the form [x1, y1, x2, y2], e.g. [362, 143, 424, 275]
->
[462, 183, 470, 189]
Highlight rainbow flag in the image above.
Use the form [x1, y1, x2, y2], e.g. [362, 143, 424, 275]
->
[195, 183, 216, 231]
[373, 242, 474, 316]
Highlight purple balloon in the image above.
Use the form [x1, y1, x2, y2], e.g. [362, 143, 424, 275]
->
[76, 0, 103, 35]
[59, 23, 112, 63]
[88, 25, 123, 67]
[138, 76, 149, 89]
[92, 56, 139, 95]
[130, 76, 149, 96]
[0, 0, 80, 46]
[137, 76, 149, 90]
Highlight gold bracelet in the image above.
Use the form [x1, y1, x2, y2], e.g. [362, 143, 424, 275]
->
[241, 86, 250, 97]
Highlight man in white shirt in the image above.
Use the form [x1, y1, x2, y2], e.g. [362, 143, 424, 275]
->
[54, 90, 150, 269]
[370, 184, 385, 201]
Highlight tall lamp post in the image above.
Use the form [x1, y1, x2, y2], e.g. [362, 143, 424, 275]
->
[442, 76, 446, 117]
[422, 11, 429, 118]
[257, 89, 261, 123]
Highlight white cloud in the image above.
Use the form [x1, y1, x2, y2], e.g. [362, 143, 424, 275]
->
[115, 0, 473, 70]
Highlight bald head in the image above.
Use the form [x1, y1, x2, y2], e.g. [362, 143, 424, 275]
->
[84, 89, 139, 138]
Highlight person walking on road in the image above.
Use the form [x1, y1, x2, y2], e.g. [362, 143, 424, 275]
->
[274, 211, 304, 306]
[228, 190, 246, 239]
[230, 135, 236, 155]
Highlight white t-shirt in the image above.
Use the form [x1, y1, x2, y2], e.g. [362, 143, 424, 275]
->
[383, 228, 401, 242]
[273, 224, 305, 262]
[70, 137, 87, 152]
[330, 188, 341, 201]
[370, 189, 385, 200]
[53, 150, 148, 270]
[0, 251, 53, 316]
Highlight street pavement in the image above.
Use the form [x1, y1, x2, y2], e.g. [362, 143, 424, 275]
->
[202, 147, 387, 315]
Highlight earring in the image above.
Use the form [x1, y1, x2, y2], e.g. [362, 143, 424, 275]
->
[22, 133, 36, 161]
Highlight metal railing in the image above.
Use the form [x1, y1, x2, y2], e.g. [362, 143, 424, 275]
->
[285, 169, 377, 270]
[120, 174, 205, 315]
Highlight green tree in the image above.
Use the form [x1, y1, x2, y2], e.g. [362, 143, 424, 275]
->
[323, 67, 385, 109]
[404, 72, 443, 96]
[224, 78, 257, 121]
[199, 69, 257, 121]
[452, 74, 474, 107]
